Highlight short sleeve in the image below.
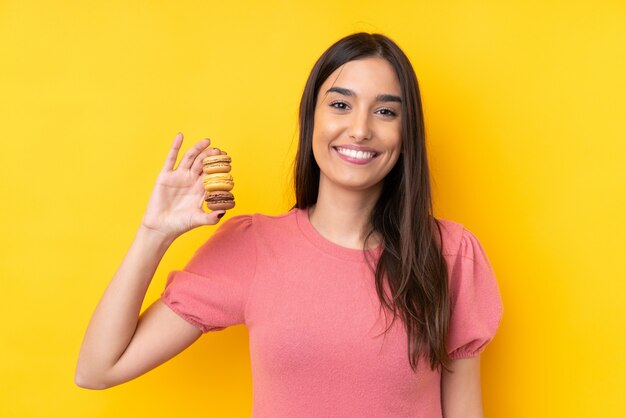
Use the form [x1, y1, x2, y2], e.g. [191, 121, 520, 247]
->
[446, 227, 503, 359]
[160, 215, 257, 333]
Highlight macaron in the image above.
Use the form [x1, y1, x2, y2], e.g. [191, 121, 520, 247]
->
[204, 191, 235, 210]
[203, 172, 234, 192]
[202, 155, 232, 174]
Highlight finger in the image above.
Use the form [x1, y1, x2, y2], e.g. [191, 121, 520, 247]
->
[177, 138, 211, 171]
[190, 147, 223, 175]
[162, 132, 183, 172]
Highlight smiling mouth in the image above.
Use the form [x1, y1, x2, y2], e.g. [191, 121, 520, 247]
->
[333, 146, 379, 161]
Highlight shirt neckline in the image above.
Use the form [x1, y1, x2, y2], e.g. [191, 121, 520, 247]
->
[294, 207, 383, 262]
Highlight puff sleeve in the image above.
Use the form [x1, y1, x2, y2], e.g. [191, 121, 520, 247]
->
[446, 227, 503, 359]
[160, 215, 257, 333]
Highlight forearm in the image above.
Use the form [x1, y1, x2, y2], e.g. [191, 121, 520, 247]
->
[441, 356, 484, 418]
[75, 225, 174, 383]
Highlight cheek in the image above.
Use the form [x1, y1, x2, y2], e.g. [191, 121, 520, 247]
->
[377, 133, 401, 154]
[383, 124, 402, 153]
[313, 112, 344, 142]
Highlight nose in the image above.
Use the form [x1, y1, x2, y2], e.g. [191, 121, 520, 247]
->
[348, 108, 372, 142]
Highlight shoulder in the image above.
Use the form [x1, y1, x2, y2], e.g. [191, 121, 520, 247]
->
[250, 209, 298, 224]
[434, 217, 465, 256]
[216, 209, 298, 236]
[211, 213, 254, 237]
[434, 217, 486, 261]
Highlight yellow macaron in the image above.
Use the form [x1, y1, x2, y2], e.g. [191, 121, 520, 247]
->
[203, 172, 234, 192]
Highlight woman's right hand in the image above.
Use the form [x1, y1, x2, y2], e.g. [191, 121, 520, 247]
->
[140, 132, 226, 241]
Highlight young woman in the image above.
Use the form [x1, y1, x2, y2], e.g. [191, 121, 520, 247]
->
[76, 33, 503, 417]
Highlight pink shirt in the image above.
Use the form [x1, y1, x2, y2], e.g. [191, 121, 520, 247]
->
[161, 208, 503, 417]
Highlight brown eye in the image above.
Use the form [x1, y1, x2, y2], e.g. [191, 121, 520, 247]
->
[377, 108, 397, 117]
[330, 101, 349, 110]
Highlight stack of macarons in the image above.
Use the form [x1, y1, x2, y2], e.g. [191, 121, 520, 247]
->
[202, 154, 235, 211]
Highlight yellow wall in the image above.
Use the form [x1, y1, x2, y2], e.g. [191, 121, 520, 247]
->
[1, 1, 624, 417]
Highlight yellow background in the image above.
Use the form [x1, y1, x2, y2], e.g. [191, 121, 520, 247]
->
[1, 1, 625, 417]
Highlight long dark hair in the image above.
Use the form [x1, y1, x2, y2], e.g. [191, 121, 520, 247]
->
[293, 32, 452, 373]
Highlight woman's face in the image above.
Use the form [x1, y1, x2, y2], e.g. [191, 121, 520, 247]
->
[312, 56, 402, 197]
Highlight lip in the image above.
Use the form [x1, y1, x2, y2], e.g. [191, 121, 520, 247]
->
[332, 145, 380, 165]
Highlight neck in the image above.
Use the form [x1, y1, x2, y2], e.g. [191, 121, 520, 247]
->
[307, 177, 382, 250]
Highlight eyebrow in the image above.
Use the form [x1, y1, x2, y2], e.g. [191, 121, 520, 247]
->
[326, 86, 402, 103]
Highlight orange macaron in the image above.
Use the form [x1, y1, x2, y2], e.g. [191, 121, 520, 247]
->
[202, 155, 232, 174]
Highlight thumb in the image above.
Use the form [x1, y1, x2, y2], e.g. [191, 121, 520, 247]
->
[191, 210, 226, 227]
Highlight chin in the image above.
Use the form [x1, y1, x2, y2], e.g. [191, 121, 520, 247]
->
[331, 177, 385, 193]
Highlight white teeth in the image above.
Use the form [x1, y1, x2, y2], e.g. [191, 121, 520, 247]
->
[336, 147, 375, 160]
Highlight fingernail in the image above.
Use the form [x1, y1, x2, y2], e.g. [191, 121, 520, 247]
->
[217, 212, 225, 219]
